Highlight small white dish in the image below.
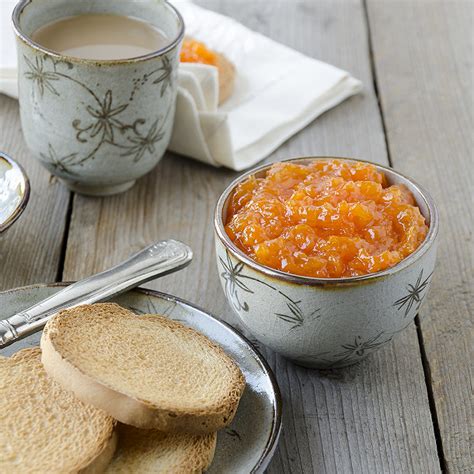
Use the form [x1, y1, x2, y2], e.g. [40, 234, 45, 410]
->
[0, 152, 30, 233]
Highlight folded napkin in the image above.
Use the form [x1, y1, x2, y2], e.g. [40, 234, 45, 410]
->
[0, 0, 362, 171]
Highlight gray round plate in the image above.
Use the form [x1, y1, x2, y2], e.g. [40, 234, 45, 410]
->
[0, 284, 282, 473]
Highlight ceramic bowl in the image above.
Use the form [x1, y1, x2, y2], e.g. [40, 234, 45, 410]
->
[0, 152, 30, 233]
[214, 157, 439, 369]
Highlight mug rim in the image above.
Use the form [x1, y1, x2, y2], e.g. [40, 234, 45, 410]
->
[12, 0, 185, 65]
[214, 156, 439, 287]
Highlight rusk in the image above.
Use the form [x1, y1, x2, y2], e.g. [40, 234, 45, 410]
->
[0, 348, 116, 474]
[41, 303, 246, 434]
[106, 424, 216, 473]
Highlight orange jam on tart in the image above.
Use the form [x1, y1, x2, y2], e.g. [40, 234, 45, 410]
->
[180, 38, 217, 66]
[225, 160, 429, 278]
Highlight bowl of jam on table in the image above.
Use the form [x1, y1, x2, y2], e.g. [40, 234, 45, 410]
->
[215, 157, 438, 368]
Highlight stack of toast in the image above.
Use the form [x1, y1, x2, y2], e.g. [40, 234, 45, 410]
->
[0, 303, 246, 473]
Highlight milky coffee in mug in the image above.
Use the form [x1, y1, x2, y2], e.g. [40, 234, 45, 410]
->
[13, 0, 184, 196]
[32, 13, 170, 61]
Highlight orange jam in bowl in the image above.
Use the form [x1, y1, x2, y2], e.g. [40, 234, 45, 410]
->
[180, 38, 217, 66]
[225, 160, 429, 278]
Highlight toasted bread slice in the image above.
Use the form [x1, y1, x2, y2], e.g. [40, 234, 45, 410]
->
[215, 52, 235, 105]
[41, 303, 245, 433]
[106, 424, 216, 473]
[0, 348, 116, 474]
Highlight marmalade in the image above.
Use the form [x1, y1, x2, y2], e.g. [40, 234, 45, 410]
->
[225, 160, 428, 278]
[180, 39, 217, 66]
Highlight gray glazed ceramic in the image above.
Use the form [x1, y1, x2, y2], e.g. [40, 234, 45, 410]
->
[214, 157, 439, 369]
[0, 284, 282, 473]
[13, 0, 184, 196]
[0, 152, 30, 233]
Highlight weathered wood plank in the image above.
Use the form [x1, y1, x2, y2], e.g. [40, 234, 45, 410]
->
[367, 1, 473, 471]
[63, 1, 441, 472]
[0, 94, 69, 290]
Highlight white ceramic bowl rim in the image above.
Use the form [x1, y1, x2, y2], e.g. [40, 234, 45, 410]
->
[0, 152, 30, 233]
[215, 156, 439, 286]
[12, 0, 185, 64]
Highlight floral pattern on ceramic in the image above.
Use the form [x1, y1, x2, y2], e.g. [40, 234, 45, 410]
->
[219, 251, 321, 329]
[19, 51, 178, 192]
[216, 242, 437, 369]
[393, 269, 433, 317]
[214, 157, 440, 369]
[14, 0, 183, 196]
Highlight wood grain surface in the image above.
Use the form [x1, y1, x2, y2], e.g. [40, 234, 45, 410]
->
[367, 1, 473, 471]
[1, 0, 471, 472]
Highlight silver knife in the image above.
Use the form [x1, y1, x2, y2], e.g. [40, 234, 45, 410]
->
[0, 239, 192, 348]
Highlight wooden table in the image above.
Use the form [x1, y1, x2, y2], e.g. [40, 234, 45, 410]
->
[1, 1, 471, 472]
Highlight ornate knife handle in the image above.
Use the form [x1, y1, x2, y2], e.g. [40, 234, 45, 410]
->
[0, 239, 192, 348]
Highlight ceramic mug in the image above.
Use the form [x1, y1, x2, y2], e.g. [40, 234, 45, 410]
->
[13, 0, 184, 196]
[214, 157, 439, 369]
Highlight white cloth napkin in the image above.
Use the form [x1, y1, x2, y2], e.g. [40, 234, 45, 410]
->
[0, 0, 362, 171]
